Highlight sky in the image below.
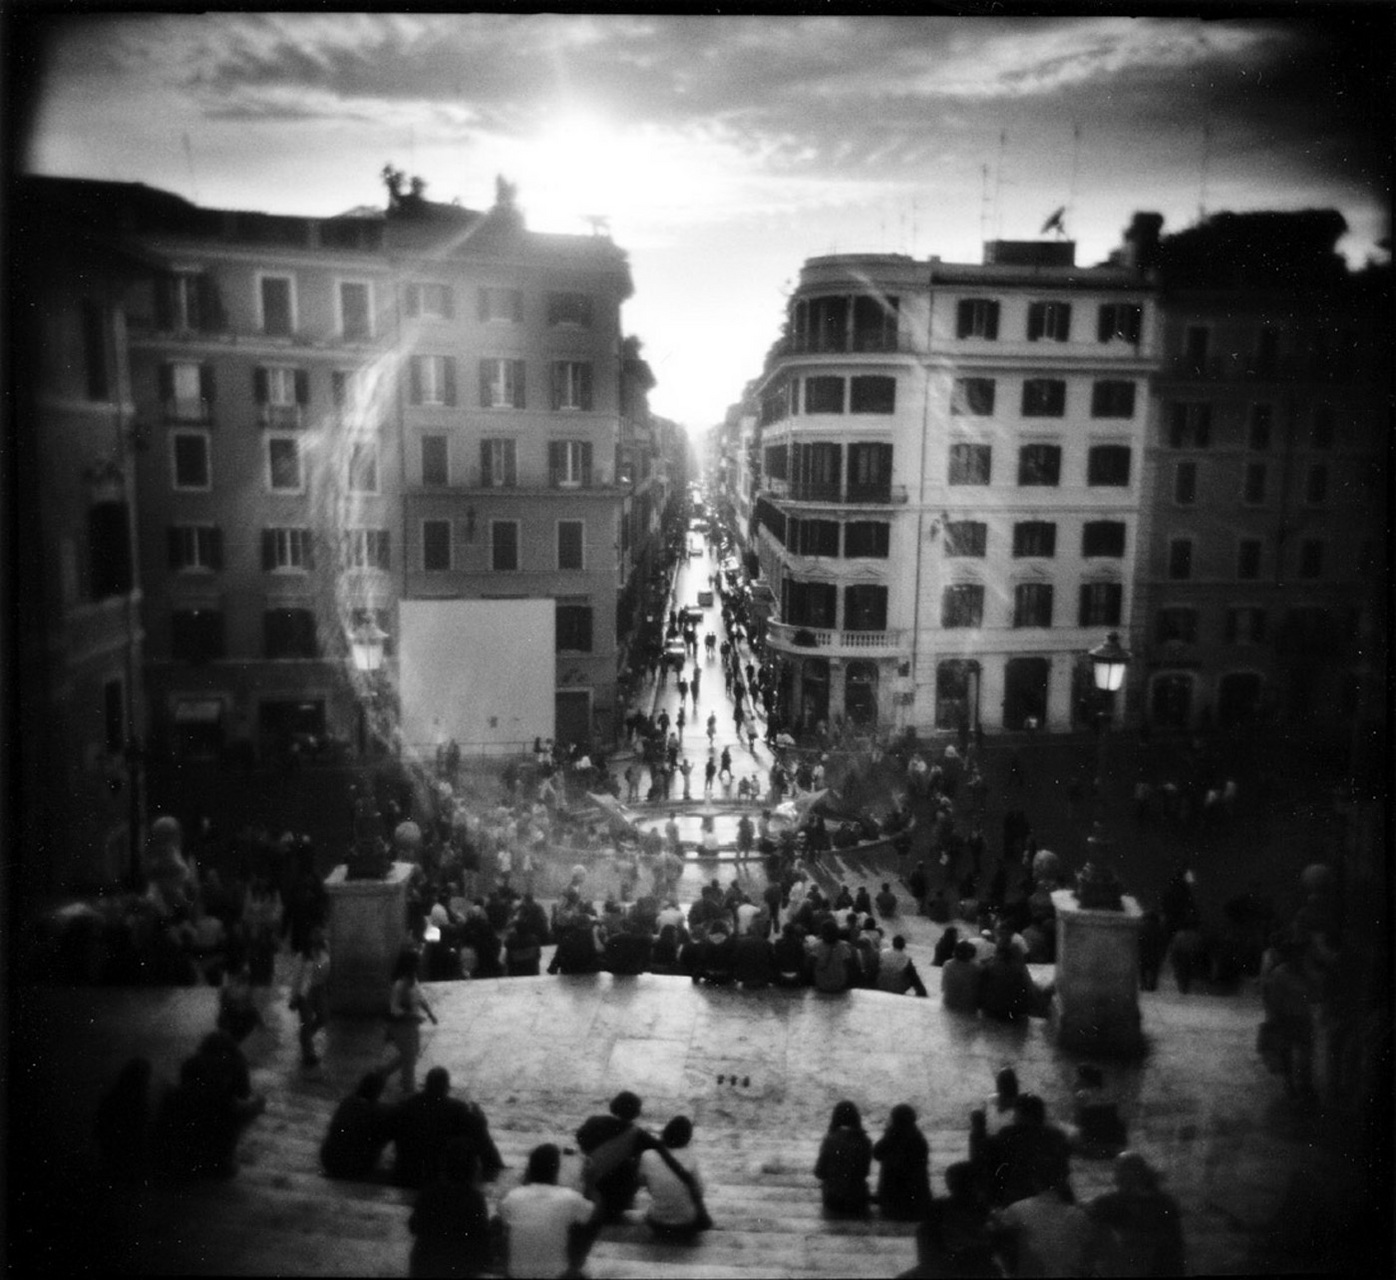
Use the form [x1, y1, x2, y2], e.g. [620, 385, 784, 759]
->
[17, 10, 1393, 433]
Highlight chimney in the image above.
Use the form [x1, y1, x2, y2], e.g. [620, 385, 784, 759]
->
[1120, 212, 1163, 271]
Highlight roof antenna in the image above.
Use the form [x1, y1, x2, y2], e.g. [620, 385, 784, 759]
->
[182, 132, 200, 204]
[1066, 121, 1082, 233]
[1198, 103, 1213, 221]
[993, 129, 1008, 240]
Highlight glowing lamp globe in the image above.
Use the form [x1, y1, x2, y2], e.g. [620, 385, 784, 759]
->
[1089, 631, 1131, 694]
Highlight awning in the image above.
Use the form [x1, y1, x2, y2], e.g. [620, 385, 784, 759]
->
[174, 699, 223, 724]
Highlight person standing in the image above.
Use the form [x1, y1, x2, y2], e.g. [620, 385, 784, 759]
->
[291, 926, 332, 1069]
[382, 947, 438, 1095]
[690, 667, 701, 705]
[704, 755, 717, 797]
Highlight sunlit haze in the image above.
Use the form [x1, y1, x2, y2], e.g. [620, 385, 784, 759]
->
[20, 12, 1392, 436]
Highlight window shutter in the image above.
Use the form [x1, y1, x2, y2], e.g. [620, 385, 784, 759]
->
[294, 369, 310, 406]
[155, 276, 176, 330]
[158, 363, 175, 401]
[380, 531, 391, 568]
[504, 441, 517, 486]
[331, 371, 346, 408]
[168, 526, 183, 569]
[443, 357, 457, 407]
[208, 527, 224, 571]
[441, 287, 454, 319]
[196, 275, 223, 331]
[478, 360, 491, 408]
[548, 442, 563, 486]
[512, 290, 523, 323]
[956, 300, 971, 338]
[579, 363, 593, 411]
[200, 364, 216, 404]
[410, 359, 423, 406]
[580, 608, 593, 651]
[479, 441, 492, 487]
[513, 360, 526, 409]
[254, 366, 269, 404]
[551, 362, 563, 411]
[1058, 304, 1072, 339]
[1098, 305, 1113, 342]
[303, 533, 315, 571]
[1078, 585, 1091, 627]
[261, 529, 276, 571]
[1027, 304, 1043, 340]
[581, 442, 594, 486]
[405, 284, 421, 318]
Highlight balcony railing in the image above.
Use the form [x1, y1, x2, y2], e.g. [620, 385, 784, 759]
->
[766, 621, 905, 656]
[781, 333, 909, 356]
[763, 479, 908, 506]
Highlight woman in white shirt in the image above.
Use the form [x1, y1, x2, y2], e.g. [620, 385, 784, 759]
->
[638, 1116, 708, 1242]
[380, 947, 437, 1094]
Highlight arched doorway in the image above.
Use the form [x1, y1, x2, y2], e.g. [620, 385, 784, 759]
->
[1150, 673, 1193, 728]
[935, 660, 980, 730]
[1003, 657, 1050, 731]
[798, 658, 830, 731]
[845, 660, 879, 728]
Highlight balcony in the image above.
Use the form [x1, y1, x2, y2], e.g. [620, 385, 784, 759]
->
[766, 621, 906, 657]
[763, 479, 907, 506]
[781, 333, 910, 356]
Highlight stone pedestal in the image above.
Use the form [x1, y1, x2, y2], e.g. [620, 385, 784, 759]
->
[1049, 889, 1145, 1057]
[324, 862, 415, 1016]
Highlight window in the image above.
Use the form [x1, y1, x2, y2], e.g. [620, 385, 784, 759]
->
[1082, 521, 1126, 558]
[1090, 380, 1136, 418]
[1226, 607, 1266, 644]
[479, 358, 525, 409]
[1243, 462, 1267, 505]
[1017, 444, 1061, 486]
[951, 378, 996, 416]
[1168, 538, 1193, 580]
[261, 526, 314, 571]
[477, 287, 521, 323]
[1027, 300, 1071, 342]
[345, 528, 390, 570]
[1182, 325, 1210, 371]
[259, 274, 294, 336]
[1012, 521, 1057, 558]
[847, 442, 893, 500]
[941, 583, 984, 628]
[557, 520, 584, 570]
[331, 369, 366, 412]
[849, 375, 895, 414]
[851, 294, 900, 351]
[944, 521, 987, 557]
[254, 365, 308, 427]
[1173, 462, 1197, 506]
[804, 376, 844, 414]
[422, 520, 452, 572]
[1097, 302, 1142, 344]
[421, 434, 448, 486]
[88, 502, 133, 598]
[1298, 539, 1324, 579]
[168, 524, 223, 572]
[171, 609, 226, 663]
[551, 362, 593, 411]
[1021, 379, 1066, 417]
[348, 442, 378, 493]
[410, 355, 457, 406]
[1310, 405, 1335, 449]
[79, 299, 110, 400]
[263, 607, 317, 659]
[547, 292, 593, 327]
[1079, 582, 1123, 627]
[406, 282, 455, 319]
[556, 604, 594, 652]
[790, 518, 840, 557]
[480, 438, 517, 488]
[171, 431, 210, 490]
[956, 298, 1000, 339]
[844, 521, 890, 558]
[1013, 583, 1054, 628]
[549, 440, 593, 488]
[1237, 538, 1262, 580]
[791, 441, 842, 500]
[266, 437, 303, 492]
[844, 585, 888, 632]
[764, 444, 788, 481]
[155, 270, 225, 333]
[791, 295, 850, 353]
[948, 443, 991, 485]
[1167, 402, 1212, 448]
[491, 521, 519, 571]
[338, 281, 372, 341]
[1156, 608, 1198, 644]
[1253, 327, 1279, 376]
[1305, 463, 1328, 505]
[783, 578, 837, 628]
[160, 361, 214, 422]
[1249, 404, 1273, 451]
[1087, 445, 1132, 487]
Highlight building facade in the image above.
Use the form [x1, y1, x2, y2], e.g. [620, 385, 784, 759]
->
[751, 243, 1157, 735]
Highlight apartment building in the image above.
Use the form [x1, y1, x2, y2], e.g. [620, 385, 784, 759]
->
[25, 174, 669, 768]
[1133, 211, 1389, 732]
[751, 242, 1156, 735]
[15, 178, 151, 891]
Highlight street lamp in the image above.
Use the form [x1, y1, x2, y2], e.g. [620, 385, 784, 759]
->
[347, 619, 390, 879]
[1080, 632, 1131, 907]
[351, 619, 388, 677]
[1089, 630, 1130, 698]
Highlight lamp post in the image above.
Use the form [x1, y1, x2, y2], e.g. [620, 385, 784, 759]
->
[1082, 631, 1131, 903]
[347, 619, 389, 879]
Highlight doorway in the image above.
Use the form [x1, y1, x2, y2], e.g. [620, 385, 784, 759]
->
[1003, 657, 1050, 731]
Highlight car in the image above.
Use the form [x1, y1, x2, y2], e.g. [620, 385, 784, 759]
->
[697, 590, 714, 607]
